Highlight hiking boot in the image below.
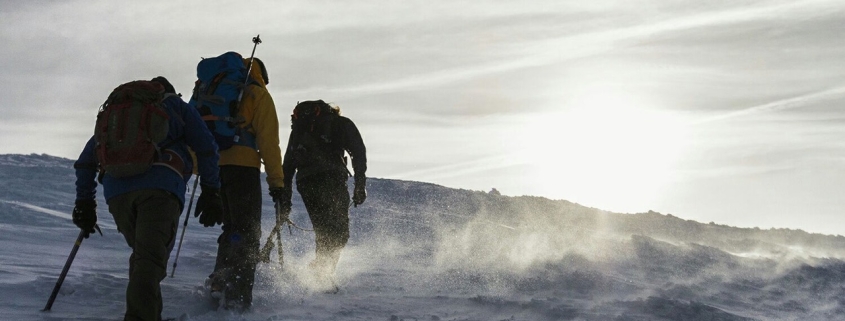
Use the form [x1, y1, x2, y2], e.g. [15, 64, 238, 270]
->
[205, 271, 229, 299]
[224, 298, 250, 312]
[204, 280, 223, 300]
[162, 314, 189, 321]
[308, 258, 334, 277]
[307, 259, 339, 293]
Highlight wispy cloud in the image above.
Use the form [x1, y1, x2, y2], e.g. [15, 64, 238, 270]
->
[297, 0, 833, 97]
[389, 154, 523, 181]
[694, 86, 845, 124]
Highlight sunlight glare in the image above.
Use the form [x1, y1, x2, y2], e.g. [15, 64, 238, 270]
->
[511, 87, 688, 213]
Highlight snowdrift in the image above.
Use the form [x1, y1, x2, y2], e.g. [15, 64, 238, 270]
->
[2, 153, 845, 320]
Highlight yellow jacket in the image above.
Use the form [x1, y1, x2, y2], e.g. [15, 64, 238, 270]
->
[218, 58, 284, 189]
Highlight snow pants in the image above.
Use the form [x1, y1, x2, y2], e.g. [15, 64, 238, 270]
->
[108, 189, 181, 321]
[212, 165, 262, 307]
[296, 170, 351, 276]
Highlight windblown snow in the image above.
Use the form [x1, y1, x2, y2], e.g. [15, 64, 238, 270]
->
[3, 153, 845, 320]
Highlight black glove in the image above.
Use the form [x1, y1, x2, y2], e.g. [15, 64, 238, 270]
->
[72, 199, 97, 238]
[150, 76, 176, 94]
[194, 185, 224, 227]
[353, 176, 367, 207]
[269, 186, 292, 221]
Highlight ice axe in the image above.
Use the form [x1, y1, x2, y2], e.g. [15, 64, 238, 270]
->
[43, 224, 102, 311]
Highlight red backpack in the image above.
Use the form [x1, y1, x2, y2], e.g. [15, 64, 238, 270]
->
[94, 80, 169, 178]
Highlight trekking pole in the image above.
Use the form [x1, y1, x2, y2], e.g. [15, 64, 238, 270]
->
[260, 203, 296, 265]
[170, 177, 199, 278]
[259, 224, 280, 263]
[237, 34, 262, 104]
[43, 228, 90, 311]
[276, 221, 284, 266]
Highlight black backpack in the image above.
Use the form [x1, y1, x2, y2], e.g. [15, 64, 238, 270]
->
[289, 100, 346, 171]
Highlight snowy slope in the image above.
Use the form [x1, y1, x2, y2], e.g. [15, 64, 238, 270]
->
[3, 153, 845, 320]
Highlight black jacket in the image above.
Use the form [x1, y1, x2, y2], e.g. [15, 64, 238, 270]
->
[283, 115, 366, 187]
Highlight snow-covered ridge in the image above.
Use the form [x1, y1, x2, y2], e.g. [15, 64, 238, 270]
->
[5, 153, 845, 320]
[0, 153, 74, 168]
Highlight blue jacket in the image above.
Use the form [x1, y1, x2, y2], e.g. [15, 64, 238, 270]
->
[74, 95, 221, 206]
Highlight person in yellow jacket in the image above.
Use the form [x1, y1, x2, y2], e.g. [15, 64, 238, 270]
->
[206, 56, 285, 310]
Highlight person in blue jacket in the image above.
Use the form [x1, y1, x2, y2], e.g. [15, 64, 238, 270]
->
[72, 77, 224, 321]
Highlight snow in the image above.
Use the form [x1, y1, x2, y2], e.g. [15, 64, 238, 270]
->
[3, 153, 845, 320]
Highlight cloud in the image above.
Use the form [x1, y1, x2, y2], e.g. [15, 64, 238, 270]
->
[694, 86, 845, 124]
[279, 0, 839, 104]
[389, 154, 522, 181]
[3, 1, 845, 230]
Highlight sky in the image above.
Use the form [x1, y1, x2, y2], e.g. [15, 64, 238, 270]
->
[2, 0, 845, 235]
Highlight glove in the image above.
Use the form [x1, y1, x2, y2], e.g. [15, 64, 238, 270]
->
[194, 185, 224, 227]
[269, 186, 292, 222]
[150, 76, 176, 94]
[353, 176, 367, 207]
[72, 199, 97, 238]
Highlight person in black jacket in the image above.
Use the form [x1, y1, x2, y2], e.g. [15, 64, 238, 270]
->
[280, 100, 367, 287]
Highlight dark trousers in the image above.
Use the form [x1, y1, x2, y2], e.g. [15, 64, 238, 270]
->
[213, 165, 262, 305]
[297, 170, 350, 275]
[108, 189, 181, 321]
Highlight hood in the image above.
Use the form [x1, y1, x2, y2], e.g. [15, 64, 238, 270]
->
[243, 57, 268, 88]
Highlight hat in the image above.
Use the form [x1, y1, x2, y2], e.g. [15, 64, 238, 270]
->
[150, 76, 175, 94]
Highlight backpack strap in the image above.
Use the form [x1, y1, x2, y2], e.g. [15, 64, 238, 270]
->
[158, 100, 185, 150]
[197, 76, 259, 126]
[194, 73, 228, 110]
[154, 96, 191, 178]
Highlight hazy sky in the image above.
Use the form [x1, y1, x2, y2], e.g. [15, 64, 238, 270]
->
[2, 0, 844, 235]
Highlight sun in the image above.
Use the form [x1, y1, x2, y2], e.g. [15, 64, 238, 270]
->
[511, 87, 688, 213]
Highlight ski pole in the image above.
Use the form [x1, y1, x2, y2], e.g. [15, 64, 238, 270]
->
[273, 202, 293, 266]
[260, 200, 284, 263]
[259, 224, 280, 263]
[237, 34, 262, 104]
[258, 221, 289, 265]
[170, 177, 199, 278]
[43, 229, 86, 311]
[276, 220, 284, 266]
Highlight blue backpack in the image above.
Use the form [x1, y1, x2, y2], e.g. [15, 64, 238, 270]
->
[188, 51, 256, 150]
